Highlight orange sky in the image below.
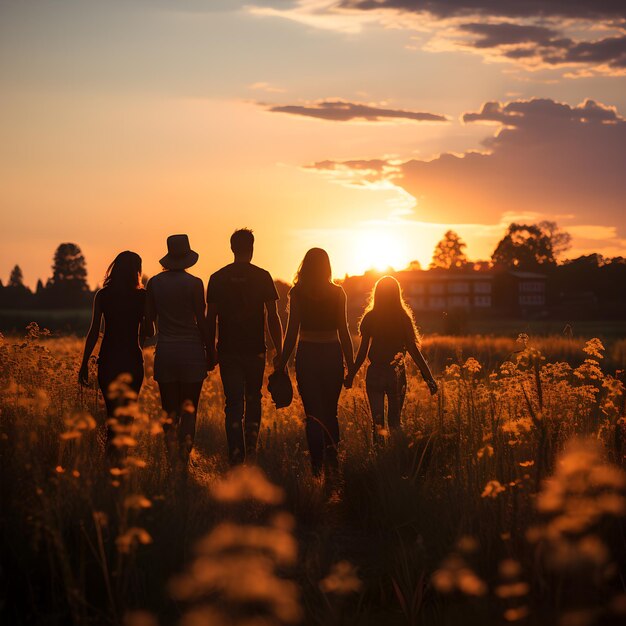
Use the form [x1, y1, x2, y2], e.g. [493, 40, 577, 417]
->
[1, 1, 625, 288]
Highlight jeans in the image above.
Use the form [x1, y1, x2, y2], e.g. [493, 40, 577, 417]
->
[366, 361, 407, 443]
[219, 352, 266, 464]
[295, 341, 344, 475]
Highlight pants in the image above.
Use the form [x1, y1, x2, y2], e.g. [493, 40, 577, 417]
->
[219, 352, 266, 464]
[295, 341, 344, 475]
[365, 362, 407, 442]
[158, 380, 204, 465]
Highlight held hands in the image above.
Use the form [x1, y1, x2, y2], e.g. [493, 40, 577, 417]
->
[343, 366, 356, 389]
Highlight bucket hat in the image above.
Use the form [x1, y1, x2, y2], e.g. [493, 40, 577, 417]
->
[159, 234, 199, 270]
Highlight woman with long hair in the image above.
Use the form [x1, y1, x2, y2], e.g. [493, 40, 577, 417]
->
[277, 248, 353, 477]
[145, 234, 208, 470]
[345, 275, 437, 445]
[79, 251, 149, 453]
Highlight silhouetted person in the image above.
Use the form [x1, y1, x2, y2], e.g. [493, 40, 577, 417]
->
[79, 251, 149, 455]
[345, 276, 437, 445]
[146, 235, 208, 470]
[277, 248, 353, 478]
[206, 229, 283, 465]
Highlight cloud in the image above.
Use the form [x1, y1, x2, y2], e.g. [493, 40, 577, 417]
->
[252, 1, 626, 74]
[249, 81, 287, 93]
[266, 100, 448, 122]
[308, 98, 626, 246]
[339, 1, 626, 21]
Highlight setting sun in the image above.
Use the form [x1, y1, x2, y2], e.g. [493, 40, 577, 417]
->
[352, 229, 409, 274]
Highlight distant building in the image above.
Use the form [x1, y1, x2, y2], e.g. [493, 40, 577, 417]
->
[341, 268, 548, 322]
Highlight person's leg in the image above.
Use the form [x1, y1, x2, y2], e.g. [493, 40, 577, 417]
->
[387, 364, 407, 432]
[319, 343, 344, 473]
[365, 365, 386, 446]
[158, 380, 181, 464]
[219, 355, 246, 464]
[178, 380, 204, 460]
[242, 354, 266, 462]
[296, 344, 324, 476]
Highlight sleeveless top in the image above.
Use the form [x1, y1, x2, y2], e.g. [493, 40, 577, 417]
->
[148, 270, 203, 344]
[98, 287, 145, 365]
[291, 284, 342, 332]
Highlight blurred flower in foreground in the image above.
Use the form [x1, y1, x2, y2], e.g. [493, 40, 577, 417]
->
[528, 438, 626, 624]
[482, 480, 506, 499]
[319, 561, 362, 595]
[171, 467, 301, 626]
[432, 536, 487, 597]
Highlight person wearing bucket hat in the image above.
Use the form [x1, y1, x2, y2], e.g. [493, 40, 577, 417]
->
[206, 228, 283, 465]
[146, 234, 209, 471]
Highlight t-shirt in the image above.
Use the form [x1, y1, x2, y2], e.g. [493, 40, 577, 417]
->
[207, 263, 278, 355]
[360, 310, 414, 366]
[147, 271, 204, 344]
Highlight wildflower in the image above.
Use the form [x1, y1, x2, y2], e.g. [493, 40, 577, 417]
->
[211, 465, 285, 505]
[583, 338, 605, 360]
[482, 480, 506, 499]
[463, 357, 482, 375]
[116, 527, 153, 554]
[319, 561, 363, 595]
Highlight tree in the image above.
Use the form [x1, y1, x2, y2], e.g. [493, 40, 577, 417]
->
[45, 243, 90, 308]
[430, 230, 468, 270]
[538, 221, 572, 259]
[8, 265, 24, 288]
[491, 223, 555, 271]
[51, 243, 89, 290]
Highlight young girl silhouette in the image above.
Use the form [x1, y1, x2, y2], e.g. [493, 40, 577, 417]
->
[79, 251, 149, 454]
[345, 276, 437, 445]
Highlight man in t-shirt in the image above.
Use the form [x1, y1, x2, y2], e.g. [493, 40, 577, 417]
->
[206, 229, 283, 464]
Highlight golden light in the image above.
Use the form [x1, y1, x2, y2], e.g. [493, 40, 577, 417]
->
[352, 229, 409, 274]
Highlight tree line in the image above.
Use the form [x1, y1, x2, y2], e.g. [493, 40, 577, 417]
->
[2, 223, 625, 314]
[0, 243, 91, 310]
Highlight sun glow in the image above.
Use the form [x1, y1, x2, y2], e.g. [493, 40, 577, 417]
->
[352, 229, 409, 274]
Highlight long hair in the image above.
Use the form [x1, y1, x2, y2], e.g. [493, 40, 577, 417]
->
[103, 251, 142, 291]
[293, 248, 334, 295]
[360, 275, 418, 342]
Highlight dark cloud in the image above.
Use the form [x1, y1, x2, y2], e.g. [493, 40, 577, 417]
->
[457, 23, 626, 71]
[332, 1, 626, 73]
[310, 98, 626, 234]
[267, 100, 448, 122]
[340, 1, 626, 21]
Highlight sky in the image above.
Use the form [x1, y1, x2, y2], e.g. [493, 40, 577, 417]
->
[1, 0, 625, 287]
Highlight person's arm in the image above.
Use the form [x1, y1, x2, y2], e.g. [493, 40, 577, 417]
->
[206, 302, 218, 371]
[139, 290, 155, 348]
[345, 329, 371, 389]
[337, 288, 354, 372]
[277, 293, 300, 372]
[192, 278, 211, 357]
[79, 290, 103, 386]
[265, 300, 283, 369]
[407, 341, 438, 395]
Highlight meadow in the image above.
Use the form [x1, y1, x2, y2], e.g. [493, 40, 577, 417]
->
[1, 325, 625, 626]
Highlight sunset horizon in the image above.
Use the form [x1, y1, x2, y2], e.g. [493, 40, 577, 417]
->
[2, 1, 625, 288]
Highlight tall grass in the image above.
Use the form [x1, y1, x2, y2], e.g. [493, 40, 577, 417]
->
[1, 325, 625, 625]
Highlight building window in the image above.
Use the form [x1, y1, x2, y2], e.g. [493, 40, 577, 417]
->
[519, 294, 545, 306]
[474, 282, 491, 294]
[474, 296, 491, 307]
[428, 296, 446, 309]
[519, 281, 545, 293]
[428, 283, 445, 294]
[449, 282, 470, 294]
[448, 295, 470, 308]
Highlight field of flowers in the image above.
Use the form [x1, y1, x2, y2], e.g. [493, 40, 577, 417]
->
[1, 325, 625, 626]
